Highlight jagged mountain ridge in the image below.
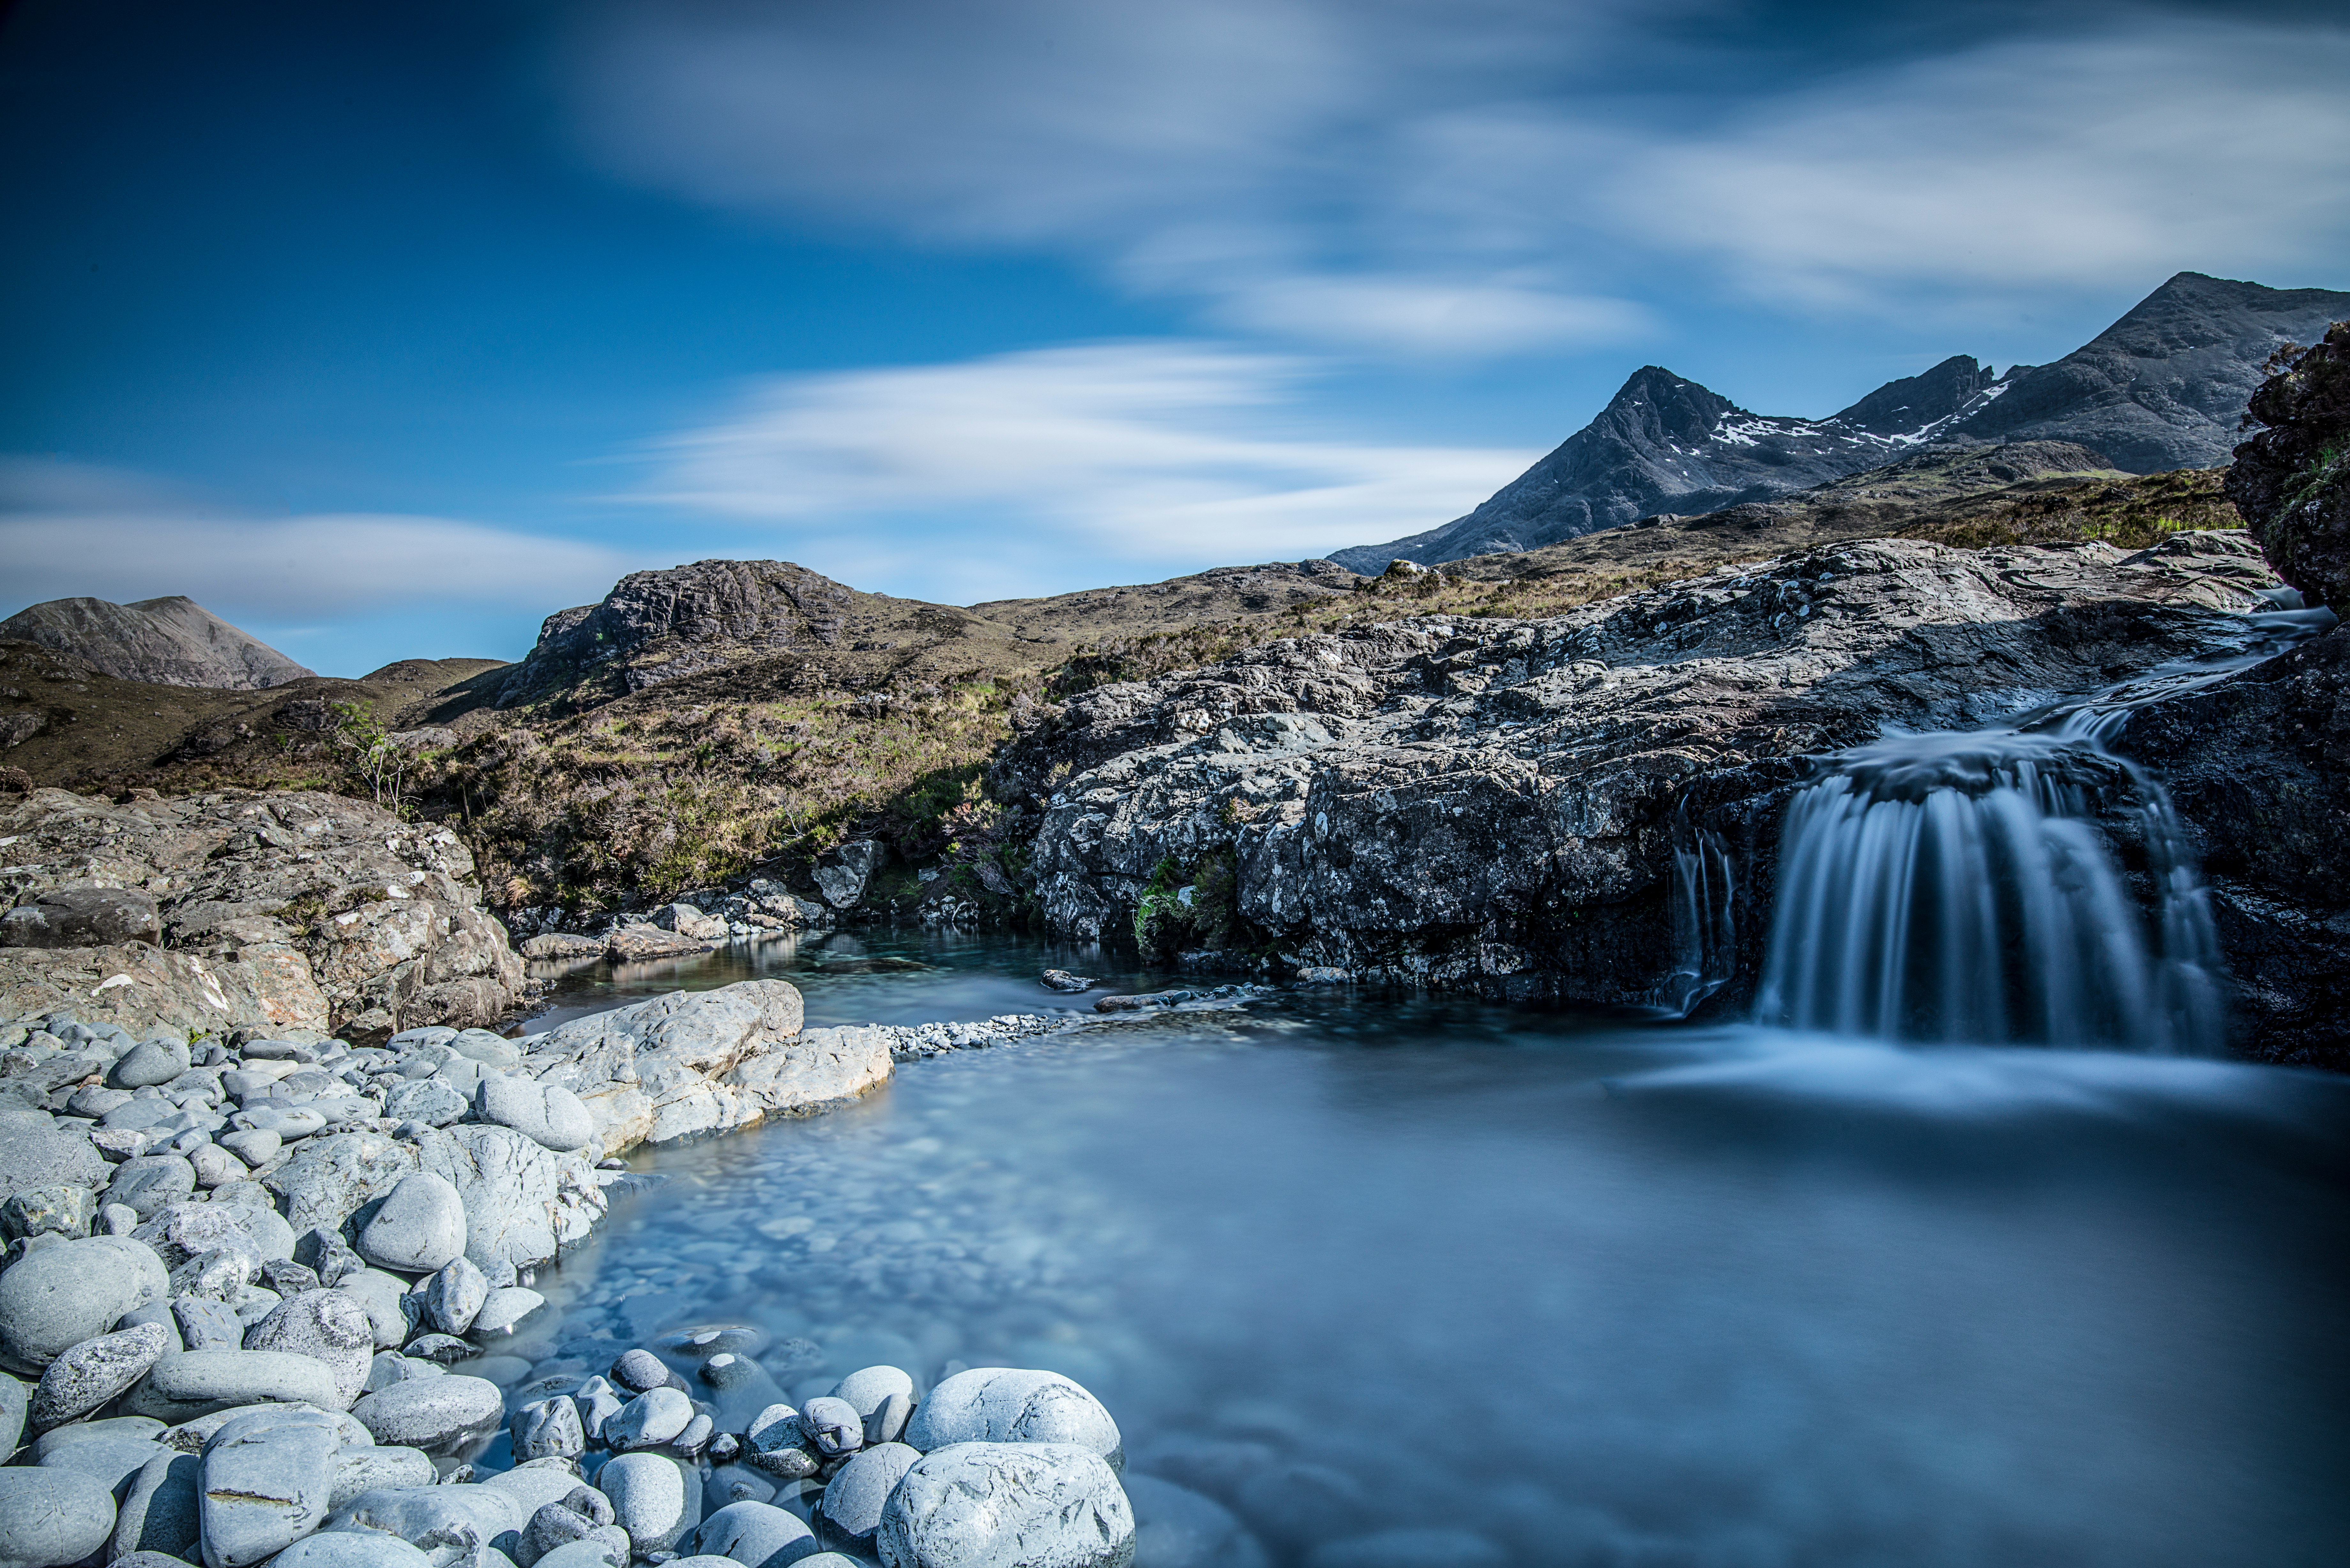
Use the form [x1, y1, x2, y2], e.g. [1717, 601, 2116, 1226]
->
[1332, 272, 2350, 571]
[0, 594, 313, 689]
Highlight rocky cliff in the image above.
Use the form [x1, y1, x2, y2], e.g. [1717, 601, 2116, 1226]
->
[0, 787, 524, 1038]
[0, 596, 313, 689]
[999, 531, 2284, 1018]
[1335, 273, 2350, 570]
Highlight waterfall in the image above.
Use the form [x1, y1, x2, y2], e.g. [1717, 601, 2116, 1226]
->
[1754, 731, 2221, 1050]
[1650, 804, 1736, 1018]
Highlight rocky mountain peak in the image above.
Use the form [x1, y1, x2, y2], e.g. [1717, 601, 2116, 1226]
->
[0, 594, 311, 690]
[1826, 355, 2003, 439]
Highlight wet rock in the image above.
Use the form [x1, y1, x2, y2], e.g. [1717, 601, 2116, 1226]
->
[0, 1464, 116, 1568]
[362, 1352, 441, 1394]
[1039, 970, 1095, 992]
[125, 1349, 344, 1421]
[424, 1257, 489, 1337]
[518, 1492, 627, 1568]
[29, 1321, 171, 1430]
[877, 1442, 1133, 1568]
[797, 1397, 861, 1459]
[819, 1442, 918, 1551]
[606, 1387, 693, 1452]
[609, 1350, 669, 1395]
[348, 1375, 504, 1453]
[399, 1335, 475, 1366]
[741, 1406, 816, 1480]
[243, 1289, 376, 1407]
[596, 1453, 702, 1556]
[470, 1287, 544, 1338]
[325, 1484, 526, 1559]
[357, 1174, 467, 1274]
[110, 1449, 203, 1563]
[692, 1499, 816, 1568]
[198, 1406, 342, 1568]
[0, 1235, 171, 1371]
[904, 1368, 1123, 1470]
[478, 1465, 589, 1521]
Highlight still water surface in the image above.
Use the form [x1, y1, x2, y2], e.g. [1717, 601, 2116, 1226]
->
[519, 931, 2350, 1567]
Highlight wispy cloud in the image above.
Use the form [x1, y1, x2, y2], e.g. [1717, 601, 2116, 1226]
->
[561, 1, 2350, 340]
[0, 458, 633, 622]
[625, 342, 1539, 572]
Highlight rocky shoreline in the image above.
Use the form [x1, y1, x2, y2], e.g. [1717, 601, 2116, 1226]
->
[0, 978, 1164, 1568]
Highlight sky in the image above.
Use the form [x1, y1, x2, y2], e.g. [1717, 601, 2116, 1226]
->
[3, 0, 2347, 675]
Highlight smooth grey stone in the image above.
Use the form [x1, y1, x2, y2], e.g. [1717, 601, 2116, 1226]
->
[336, 1271, 412, 1350]
[0, 1371, 24, 1459]
[115, 1297, 178, 1353]
[272, 1533, 435, 1568]
[356, 1175, 467, 1275]
[573, 1384, 623, 1448]
[382, 1080, 468, 1129]
[423, 1257, 488, 1338]
[470, 1287, 544, 1339]
[236, 1105, 328, 1141]
[110, 1040, 192, 1091]
[739, 1406, 814, 1480]
[157, 1405, 365, 1455]
[124, 1349, 343, 1422]
[1299, 1530, 1508, 1568]
[399, 1335, 474, 1365]
[0, 1108, 110, 1206]
[473, 1078, 593, 1156]
[828, 1365, 914, 1420]
[105, 1156, 196, 1219]
[864, 1391, 910, 1447]
[0, 1464, 117, 1568]
[100, 1204, 141, 1237]
[297, 1228, 367, 1287]
[796, 1398, 861, 1459]
[527, 1540, 625, 1568]
[110, 1448, 202, 1562]
[116, 1552, 201, 1568]
[877, 1443, 1133, 1568]
[596, 1453, 702, 1556]
[139, 1199, 293, 1273]
[0, 1186, 95, 1243]
[29, 1320, 171, 1430]
[176, 1294, 246, 1352]
[365, 1352, 445, 1394]
[904, 1368, 1124, 1471]
[348, 1374, 504, 1453]
[512, 1397, 585, 1462]
[818, 1442, 918, 1549]
[39, 1430, 166, 1496]
[243, 1289, 376, 1407]
[217, 1129, 282, 1168]
[190, 1142, 252, 1189]
[518, 1501, 627, 1568]
[607, 1350, 667, 1395]
[0, 1236, 170, 1371]
[65, 1085, 135, 1119]
[197, 1405, 341, 1568]
[478, 1464, 589, 1521]
[32, 1416, 166, 1460]
[671, 1413, 711, 1458]
[261, 1258, 324, 1296]
[330, 1445, 438, 1512]
[1120, 1475, 1268, 1568]
[789, 1557, 864, 1568]
[325, 1483, 525, 1558]
[605, 1387, 692, 1452]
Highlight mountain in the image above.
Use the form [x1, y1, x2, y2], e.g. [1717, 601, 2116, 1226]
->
[0, 595, 312, 689]
[1331, 272, 2350, 571]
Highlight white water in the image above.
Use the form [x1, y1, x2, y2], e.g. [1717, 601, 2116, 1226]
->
[1755, 603, 2332, 1051]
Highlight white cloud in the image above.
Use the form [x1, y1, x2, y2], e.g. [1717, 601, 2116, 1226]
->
[559, 1, 2350, 336]
[0, 458, 633, 621]
[627, 341, 1539, 566]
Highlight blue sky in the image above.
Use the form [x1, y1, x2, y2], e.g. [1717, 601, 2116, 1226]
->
[3, 0, 2347, 675]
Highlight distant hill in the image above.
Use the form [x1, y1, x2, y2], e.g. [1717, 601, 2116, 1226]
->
[0, 595, 313, 689]
[1332, 272, 2350, 571]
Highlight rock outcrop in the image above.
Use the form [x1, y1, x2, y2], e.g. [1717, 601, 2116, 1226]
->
[1002, 531, 2285, 1012]
[2227, 320, 2350, 614]
[0, 788, 522, 1037]
[1336, 273, 2350, 569]
[0, 597, 312, 690]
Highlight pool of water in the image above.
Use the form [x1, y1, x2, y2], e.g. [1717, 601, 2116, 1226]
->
[506, 933, 2350, 1567]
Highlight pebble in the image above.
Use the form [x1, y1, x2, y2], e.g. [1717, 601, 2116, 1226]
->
[244, 1290, 376, 1408]
[126, 1349, 343, 1422]
[356, 1174, 467, 1274]
[511, 1397, 586, 1462]
[174, 1296, 247, 1353]
[334, 1270, 413, 1350]
[608, 1349, 669, 1395]
[472, 1287, 546, 1338]
[189, 1144, 251, 1189]
[904, 1368, 1123, 1470]
[30, 1322, 172, 1431]
[108, 1039, 191, 1091]
[199, 1406, 343, 1568]
[0, 1236, 171, 1370]
[797, 1397, 862, 1459]
[109, 1450, 203, 1564]
[606, 1387, 694, 1451]
[597, 1453, 702, 1556]
[217, 1129, 282, 1168]
[690, 1500, 814, 1568]
[348, 1375, 504, 1453]
[818, 1442, 919, 1549]
[424, 1256, 489, 1337]
[878, 1442, 1133, 1568]
[0, 1464, 117, 1568]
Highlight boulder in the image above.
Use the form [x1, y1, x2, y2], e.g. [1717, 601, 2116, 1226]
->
[2229, 320, 2350, 613]
[819, 1442, 919, 1551]
[692, 1500, 815, 1568]
[30, 1321, 172, 1430]
[355, 1173, 467, 1274]
[413, 1127, 603, 1273]
[603, 926, 709, 963]
[36, 1428, 165, 1493]
[0, 1464, 116, 1568]
[110, 1449, 203, 1563]
[0, 1111, 109, 1208]
[471, 1286, 544, 1338]
[1, 887, 161, 950]
[510, 1397, 584, 1463]
[125, 1350, 345, 1422]
[0, 1187, 95, 1244]
[382, 1079, 469, 1128]
[108, 1036, 191, 1089]
[137, 1199, 294, 1273]
[474, 1076, 595, 1154]
[903, 1368, 1123, 1470]
[596, 1453, 702, 1556]
[654, 905, 731, 942]
[0, 1235, 170, 1372]
[0, 1371, 23, 1459]
[198, 1406, 342, 1568]
[347, 1375, 504, 1453]
[242, 1289, 376, 1407]
[423, 1256, 489, 1337]
[876, 1443, 1133, 1568]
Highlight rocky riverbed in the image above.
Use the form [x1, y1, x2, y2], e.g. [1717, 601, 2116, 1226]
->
[0, 976, 1163, 1568]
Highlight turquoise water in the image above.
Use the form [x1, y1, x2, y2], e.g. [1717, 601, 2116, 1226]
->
[508, 932, 2350, 1567]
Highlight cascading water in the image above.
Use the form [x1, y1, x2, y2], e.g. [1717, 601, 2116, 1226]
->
[1650, 802, 1736, 1018]
[1754, 594, 2335, 1052]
